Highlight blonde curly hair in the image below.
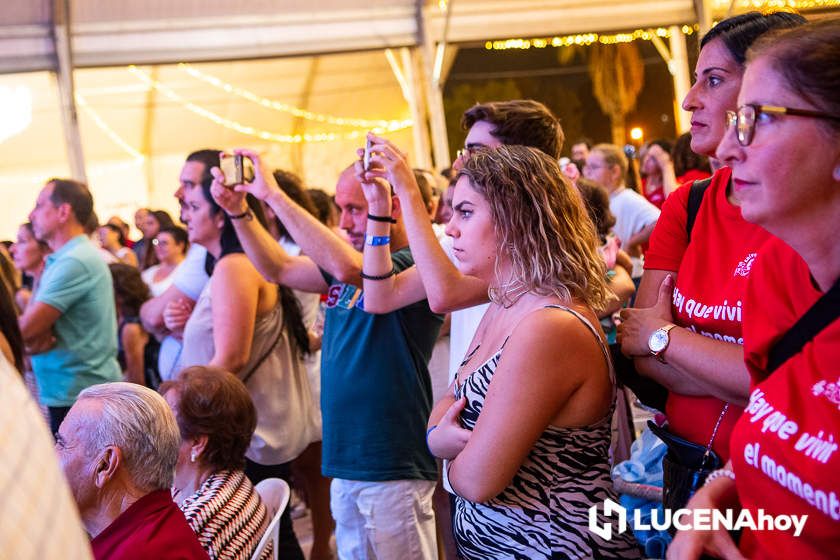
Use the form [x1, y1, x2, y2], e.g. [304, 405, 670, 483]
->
[457, 145, 609, 311]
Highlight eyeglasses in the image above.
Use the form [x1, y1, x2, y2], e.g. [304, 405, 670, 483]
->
[725, 104, 840, 147]
[455, 147, 475, 161]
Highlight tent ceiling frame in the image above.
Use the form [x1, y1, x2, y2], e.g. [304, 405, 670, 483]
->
[51, 0, 86, 182]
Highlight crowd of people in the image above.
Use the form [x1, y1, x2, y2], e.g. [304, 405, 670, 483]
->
[0, 10, 838, 560]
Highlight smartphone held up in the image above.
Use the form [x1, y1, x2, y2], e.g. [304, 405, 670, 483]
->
[363, 137, 373, 172]
[220, 153, 255, 188]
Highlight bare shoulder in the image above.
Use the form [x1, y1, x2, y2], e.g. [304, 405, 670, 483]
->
[215, 253, 262, 282]
[501, 304, 607, 384]
[509, 304, 604, 352]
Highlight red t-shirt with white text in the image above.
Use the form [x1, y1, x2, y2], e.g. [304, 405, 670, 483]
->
[644, 167, 773, 460]
[730, 237, 840, 559]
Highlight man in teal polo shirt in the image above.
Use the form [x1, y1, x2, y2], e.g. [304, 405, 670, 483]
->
[19, 178, 121, 435]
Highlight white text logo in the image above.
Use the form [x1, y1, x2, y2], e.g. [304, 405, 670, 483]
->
[588, 499, 808, 540]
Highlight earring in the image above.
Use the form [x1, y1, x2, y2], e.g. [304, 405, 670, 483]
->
[190, 451, 197, 463]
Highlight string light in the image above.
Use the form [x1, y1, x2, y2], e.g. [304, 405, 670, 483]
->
[485, 26, 697, 51]
[75, 93, 145, 161]
[178, 63, 412, 132]
[712, 0, 840, 9]
[128, 66, 411, 143]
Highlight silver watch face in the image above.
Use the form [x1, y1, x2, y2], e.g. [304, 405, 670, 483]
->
[649, 329, 669, 353]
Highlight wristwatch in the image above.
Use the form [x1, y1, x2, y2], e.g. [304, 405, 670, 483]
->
[648, 324, 677, 363]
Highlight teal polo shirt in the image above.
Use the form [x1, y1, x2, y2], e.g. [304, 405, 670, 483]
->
[31, 235, 121, 406]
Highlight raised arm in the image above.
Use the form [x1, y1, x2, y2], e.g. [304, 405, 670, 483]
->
[209, 155, 328, 293]
[618, 270, 750, 406]
[352, 166, 430, 313]
[647, 144, 680, 198]
[362, 135, 489, 313]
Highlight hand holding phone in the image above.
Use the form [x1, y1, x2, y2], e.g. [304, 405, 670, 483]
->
[363, 137, 373, 171]
[220, 153, 255, 187]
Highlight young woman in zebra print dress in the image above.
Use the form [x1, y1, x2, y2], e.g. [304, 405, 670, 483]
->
[421, 146, 642, 559]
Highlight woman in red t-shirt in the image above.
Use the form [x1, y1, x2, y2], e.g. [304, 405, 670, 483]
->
[670, 19, 840, 559]
[617, 12, 805, 467]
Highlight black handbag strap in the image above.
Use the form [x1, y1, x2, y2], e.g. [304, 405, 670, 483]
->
[766, 276, 840, 374]
[240, 314, 285, 385]
[686, 176, 712, 242]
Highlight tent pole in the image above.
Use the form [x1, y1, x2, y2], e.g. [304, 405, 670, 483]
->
[668, 26, 692, 134]
[649, 28, 692, 135]
[51, 0, 87, 183]
[141, 66, 158, 202]
[418, 3, 451, 170]
[694, 0, 714, 37]
[402, 48, 432, 170]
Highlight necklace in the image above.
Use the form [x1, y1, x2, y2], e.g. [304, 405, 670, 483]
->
[487, 278, 529, 309]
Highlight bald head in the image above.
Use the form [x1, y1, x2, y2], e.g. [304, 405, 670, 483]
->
[334, 165, 368, 250]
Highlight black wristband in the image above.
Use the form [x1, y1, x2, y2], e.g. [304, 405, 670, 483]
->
[360, 268, 397, 280]
[367, 214, 396, 224]
[228, 209, 253, 221]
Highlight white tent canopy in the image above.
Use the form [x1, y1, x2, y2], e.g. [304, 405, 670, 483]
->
[0, 0, 752, 238]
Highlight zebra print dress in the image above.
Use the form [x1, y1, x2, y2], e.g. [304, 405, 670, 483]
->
[178, 469, 272, 560]
[444, 305, 641, 559]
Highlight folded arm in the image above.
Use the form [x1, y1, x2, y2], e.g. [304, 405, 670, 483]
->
[445, 309, 600, 502]
[619, 269, 749, 406]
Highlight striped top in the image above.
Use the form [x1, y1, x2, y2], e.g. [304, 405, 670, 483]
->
[179, 469, 271, 560]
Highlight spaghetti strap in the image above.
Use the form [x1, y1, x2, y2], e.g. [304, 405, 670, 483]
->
[542, 304, 616, 385]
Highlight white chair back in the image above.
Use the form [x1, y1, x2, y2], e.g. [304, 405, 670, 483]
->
[250, 478, 290, 560]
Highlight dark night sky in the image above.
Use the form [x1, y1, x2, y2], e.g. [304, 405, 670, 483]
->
[443, 34, 700, 158]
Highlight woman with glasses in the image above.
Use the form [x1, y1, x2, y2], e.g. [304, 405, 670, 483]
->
[617, 12, 804, 490]
[669, 18, 840, 559]
[141, 226, 188, 297]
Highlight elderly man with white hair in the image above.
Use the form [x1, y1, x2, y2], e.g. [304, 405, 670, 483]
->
[55, 382, 208, 559]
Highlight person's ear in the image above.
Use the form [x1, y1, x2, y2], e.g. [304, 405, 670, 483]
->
[188, 435, 209, 464]
[390, 195, 402, 220]
[94, 446, 122, 488]
[214, 210, 227, 230]
[611, 164, 623, 184]
[56, 202, 72, 225]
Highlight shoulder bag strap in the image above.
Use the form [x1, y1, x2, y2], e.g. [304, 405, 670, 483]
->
[240, 314, 285, 385]
[766, 276, 840, 374]
[686, 176, 713, 242]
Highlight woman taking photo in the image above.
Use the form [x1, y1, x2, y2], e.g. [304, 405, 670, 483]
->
[162, 365, 272, 560]
[617, 11, 804, 482]
[670, 18, 840, 559]
[178, 175, 317, 560]
[360, 144, 640, 559]
[141, 226, 188, 297]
